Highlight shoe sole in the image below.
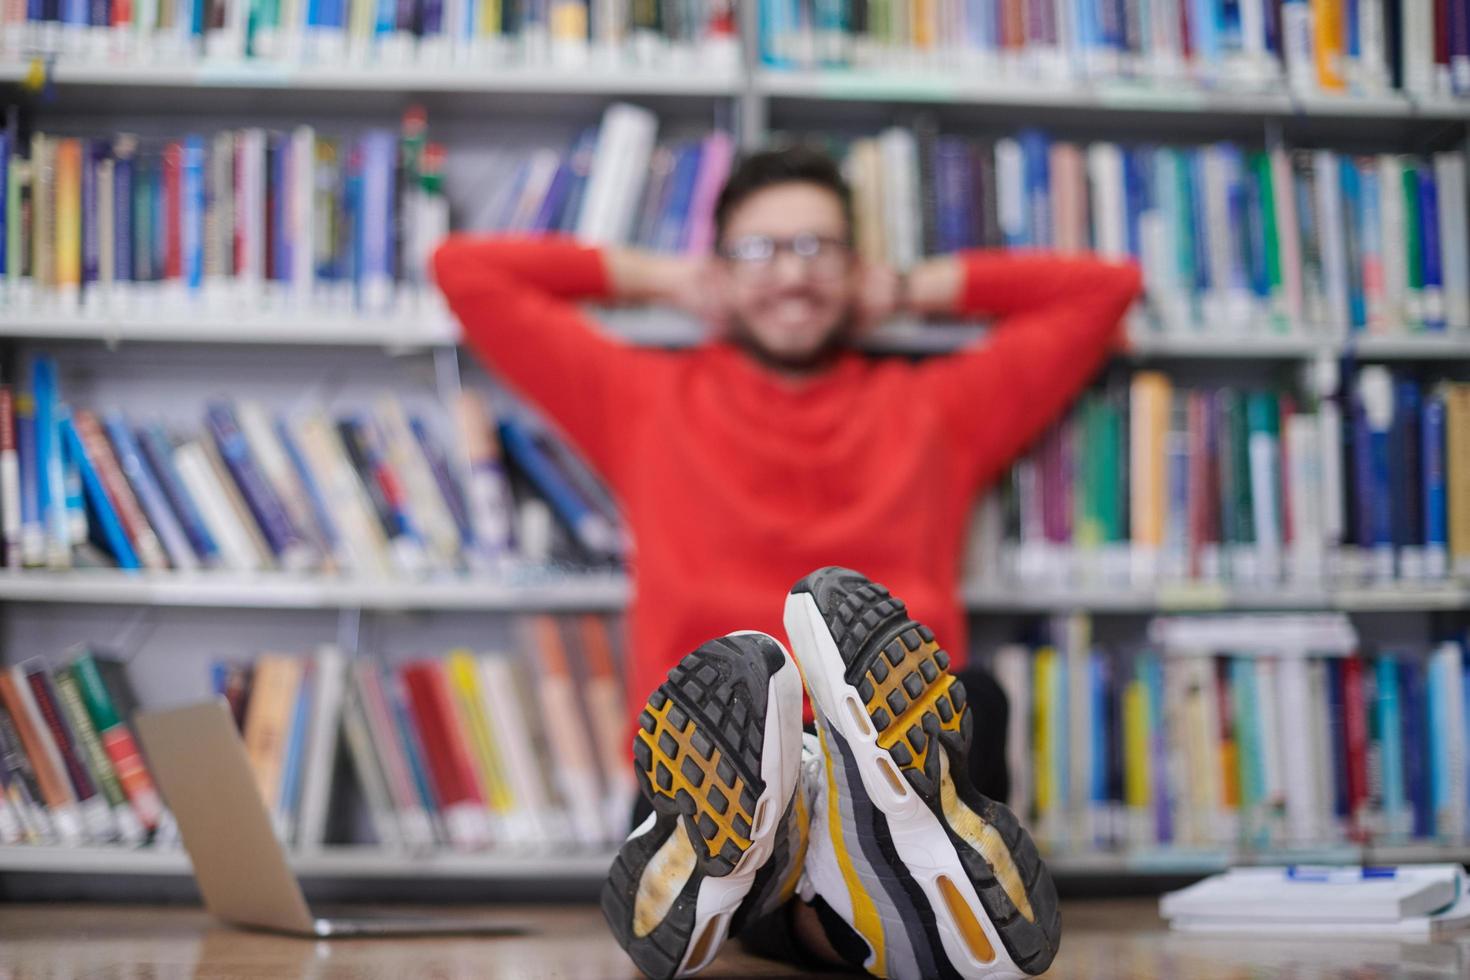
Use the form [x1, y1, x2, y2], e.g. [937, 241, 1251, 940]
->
[784, 568, 1060, 979]
[601, 632, 803, 979]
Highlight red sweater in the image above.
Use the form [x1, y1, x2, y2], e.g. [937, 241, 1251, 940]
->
[432, 237, 1141, 724]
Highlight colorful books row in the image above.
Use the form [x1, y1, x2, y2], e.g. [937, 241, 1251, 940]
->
[839, 126, 1470, 337]
[0, 0, 738, 69]
[0, 354, 626, 575]
[0, 107, 447, 319]
[213, 615, 633, 851]
[0, 646, 170, 847]
[993, 614, 1470, 853]
[967, 368, 1470, 591]
[474, 115, 733, 257]
[760, 0, 1470, 100]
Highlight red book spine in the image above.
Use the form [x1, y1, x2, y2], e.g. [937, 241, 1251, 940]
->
[163, 142, 182, 281]
[23, 666, 98, 802]
[1001, 0, 1025, 49]
[111, 0, 131, 27]
[0, 673, 73, 809]
[1278, 397, 1297, 547]
[1437, 0, 1452, 76]
[73, 411, 149, 551]
[1343, 655, 1369, 839]
[401, 663, 481, 808]
[1179, 0, 1193, 60]
[101, 725, 163, 829]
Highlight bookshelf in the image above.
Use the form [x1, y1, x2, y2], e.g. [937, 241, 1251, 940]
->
[4, 7, 1470, 899]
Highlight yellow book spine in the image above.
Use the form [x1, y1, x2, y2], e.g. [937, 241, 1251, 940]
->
[446, 650, 514, 815]
[1033, 648, 1054, 816]
[1311, 0, 1346, 92]
[912, 0, 934, 48]
[1130, 372, 1172, 550]
[31, 134, 52, 290]
[1123, 679, 1150, 809]
[480, 0, 501, 40]
[550, 0, 587, 41]
[54, 139, 81, 292]
[1448, 385, 1470, 571]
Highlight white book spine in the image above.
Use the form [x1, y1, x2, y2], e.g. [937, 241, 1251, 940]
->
[1248, 421, 1284, 583]
[879, 127, 921, 269]
[1087, 143, 1126, 261]
[1286, 414, 1325, 584]
[995, 645, 1032, 820]
[1281, 0, 1316, 93]
[1314, 150, 1350, 334]
[1434, 153, 1470, 329]
[235, 401, 315, 565]
[1203, 147, 1235, 324]
[295, 645, 344, 852]
[238, 129, 267, 299]
[575, 102, 658, 246]
[291, 126, 316, 306]
[996, 138, 1024, 247]
[1277, 655, 1317, 843]
[1254, 658, 1285, 844]
[1377, 154, 1407, 332]
[376, 397, 460, 569]
[1403, 0, 1435, 95]
[173, 441, 264, 573]
[1358, 0, 1388, 91]
[1434, 643, 1467, 840]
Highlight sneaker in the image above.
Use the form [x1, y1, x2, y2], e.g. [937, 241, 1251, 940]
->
[602, 631, 806, 979]
[783, 567, 1061, 979]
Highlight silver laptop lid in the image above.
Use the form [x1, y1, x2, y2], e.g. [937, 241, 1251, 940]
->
[136, 700, 316, 935]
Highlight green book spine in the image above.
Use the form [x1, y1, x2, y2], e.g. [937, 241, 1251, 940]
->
[52, 667, 127, 809]
[1253, 152, 1285, 331]
[1230, 658, 1264, 842]
[71, 650, 123, 732]
[1174, 150, 1199, 320]
[1402, 161, 1424, 332]
[1216, 391, 1238, 549]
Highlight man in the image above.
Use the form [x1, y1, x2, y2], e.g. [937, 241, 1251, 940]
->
[433, 147, 1140, 978]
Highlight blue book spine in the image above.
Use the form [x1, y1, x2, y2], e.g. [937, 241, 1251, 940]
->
[759, 0, 792, 65]
[1376, 657, 1406, 837]
[529, 159, 576, 236]
[112, 146, 132, 285]
[1422, 390, 1446, 575]
[1191, 0, 1219, 62]
[1089, 651, 1108, 811]
[1351, 398, 1375, 551]
[652, 145, 702, 254]
[934, 138, 974, 254]
[1360, 160, 1384, 327]
[63, 0, 86, 26]
[1075, 0, 1097, 56]
[325, 0, 345, 29]
[81, 139, 98, 290]
[1392, 380, 1423, 552]
[1400, 659, 1431, 837]
[1020, 130, 1051, 250]
[1427, 654, 1448, 830]
[374, 0, 395, 38]
[31, 358, 69, 564]
[1245, 155, 1270, 299]
[103, 413, 192, 571]
[1098, 0, 1122, 54]
[204, 402, 302, 562]
[496, 416, 607, 554]
[271, 134, 290, 285]
[210, 662, 230, 698]
[274, 418, 340, 556]
[1123, 147, 1150, 261]
[1185, 150, 1211, 296]
[1368, 405, 1394, 564]
[409, 417, 472, 547]
[1223, 146, 1252, 294]
[182, 136, 205, 293]
[1340, 157, 1367, 329]
[1326, 659, 1349, 820]
[421, 0, 442, 36]
[1346, 0, 1361, 62]
[1143, 654, 1172, 843]
[357, 131, 394, 309]
[1418, 167, 1446, 331]
[137, 424, 219, 564]
[277, 671, 312, 829]
[151, 164, 166, 281]
[61, 418, 140, 571]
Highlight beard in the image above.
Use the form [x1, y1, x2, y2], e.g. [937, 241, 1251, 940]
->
[723, 307, 858, 375]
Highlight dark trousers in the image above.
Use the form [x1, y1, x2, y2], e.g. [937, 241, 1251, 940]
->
[628, 662, 1010, 832]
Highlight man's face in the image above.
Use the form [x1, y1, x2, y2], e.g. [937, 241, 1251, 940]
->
[713, 182, 859, 371]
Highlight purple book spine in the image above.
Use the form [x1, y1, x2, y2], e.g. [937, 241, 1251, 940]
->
[204, 402, 304, 562]
[81, 138, 99, 290]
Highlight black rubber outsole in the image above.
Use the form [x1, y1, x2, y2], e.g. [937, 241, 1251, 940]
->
[602, 634, 785, 980]
[792, 566, 1063, 976]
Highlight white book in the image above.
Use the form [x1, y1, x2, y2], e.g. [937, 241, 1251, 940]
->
[0, 792, 21, 844]
[173, 440, 266, 573]
[1431, 642, 1467, 841]
[1086, 143, 1126, 261]
[235, 401, 318, 571]
[994, 644, 1032, 821]
[995, 138, 1025, 248]
[478, 656, 565, 845]
[339, 682, 403, 850]
[236, 129, 268, 299]
[878, 127, 921, 270]
[1149, 0, 1186, 79]
[290, 126, 315, 305]
[1277, 655, 1319, 844]
[1162, 864, 1464, 923]
[575, 102, 658, 245]
[1434, 153, 1470, 329]
[1248, 410, 1284, 584]
[1314, 150, 1350, 335]
[1254, 658, 1286, 845]
[1377, 154, 1407, 331]
[1357, 0, 1390, 91]
[1269, 147, 1303, 326]
[1402, 0, 1436, 96]
[1286, 413, 1326, 584]
[294, 644, 345, 852]
[1202, 146, 1235, 325]
[375, 396, 460, 571]
[1280, 0, 1316, 93]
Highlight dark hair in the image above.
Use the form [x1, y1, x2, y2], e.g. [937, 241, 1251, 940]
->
[712, 145, 854, 249]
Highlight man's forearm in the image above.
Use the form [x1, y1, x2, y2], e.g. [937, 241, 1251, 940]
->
[903, 255, 966, 316]
[603, 246, 691, 305]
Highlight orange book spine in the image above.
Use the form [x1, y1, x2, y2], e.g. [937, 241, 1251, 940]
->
[54, 139, 81, 293]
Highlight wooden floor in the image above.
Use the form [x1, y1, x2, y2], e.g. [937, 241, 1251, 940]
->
[1, 899, 1468, 978]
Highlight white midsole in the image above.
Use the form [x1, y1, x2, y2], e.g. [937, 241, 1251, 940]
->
[783, 591, 1028, 980]
[674, 632, 805, 977]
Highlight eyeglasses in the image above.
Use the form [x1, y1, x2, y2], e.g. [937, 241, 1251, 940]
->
[718, 233, 853, 278]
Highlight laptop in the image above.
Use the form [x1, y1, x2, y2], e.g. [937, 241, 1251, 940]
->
[136, 699, 525, 938]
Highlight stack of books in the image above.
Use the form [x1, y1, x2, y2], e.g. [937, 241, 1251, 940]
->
[990, 613, 1470, 855]
[759, 0, 1470, 100]
[837, 126, 1470, 337]
[0, 107, 449, 322]
[0, 353, 626, 575]
[0, 647, 169, 847]
[968, 367, 1470, 593]
[0, 0, 739, 71]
